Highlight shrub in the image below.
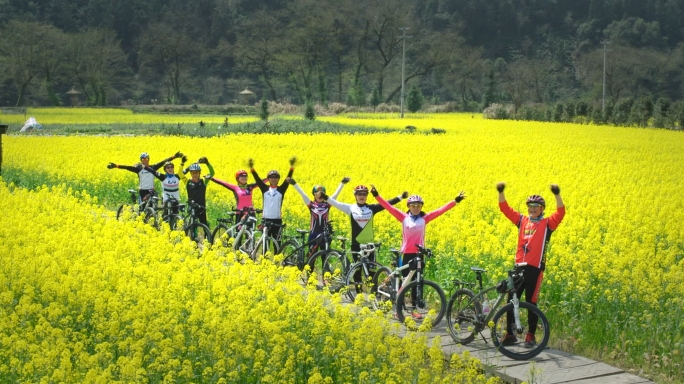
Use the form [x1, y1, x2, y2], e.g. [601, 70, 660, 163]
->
[406, 84, 424, 113]
[483, 103, 513, 119]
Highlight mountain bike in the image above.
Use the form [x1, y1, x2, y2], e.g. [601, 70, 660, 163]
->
[372, 245, 447, 327]
[116, 189, 159, 225]
[159, 195, 182, 230]
[249, 219, 285, 262]
[445, 263, 550, 360]
[278, 222, 342, 287]
[343, 242, 384, 303]
[211, 208, 257, 248]
[176, 200, 212, 247]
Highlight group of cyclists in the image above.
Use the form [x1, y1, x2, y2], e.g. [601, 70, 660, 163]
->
[107, 151, 565, 349]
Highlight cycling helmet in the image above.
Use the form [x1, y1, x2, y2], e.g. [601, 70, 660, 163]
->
[406, 194, 424, 206]
[163, 161, 174, 168]
[312, 185, 326, 194]
[140, 152, 150, 159]
[354, 185, 369, 194]
[267, 170, 280, 178]
[235, 169, 248, 180]
[526, 195, 546, 207]
[188, 163, 201, 172]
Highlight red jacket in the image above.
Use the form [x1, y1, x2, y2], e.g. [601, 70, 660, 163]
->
[499, 201, 565, 269]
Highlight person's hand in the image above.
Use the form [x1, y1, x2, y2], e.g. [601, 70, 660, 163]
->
[550, 184, 560, 195]
[341, 177, 350, 184]
[496, 182, 506, 193]
[173, 151, 183, 159]
[289, 156, 297, 167]
[107, 162, 116, 169]
[248, 158, 254, 168]
[286, 177, 296, 185]
[181, 155, 187, 164]
[203, 174, 212, 180]
[198, 157, 208, 164]
[401, 191, 409, 199]
[370, 184, 379, 197]
[455, 191, 467, 203]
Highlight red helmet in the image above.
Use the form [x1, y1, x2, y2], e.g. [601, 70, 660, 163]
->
[354, 185, 369, 195]
[235, 170, 248, 180]
[526, 195, 546, 207]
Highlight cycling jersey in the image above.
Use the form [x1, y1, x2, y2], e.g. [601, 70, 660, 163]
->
[148, 166, 182, 203]
[180, 163, 214, 207]
[209, 177, 258, 210]
[251, 168, 294, 220]
[292, 182, 344, 234]
[375, 195, 456, 254]
[117, 157, 172, 191]
[499, 201, 566, 269]
[327, 195, 401, 252]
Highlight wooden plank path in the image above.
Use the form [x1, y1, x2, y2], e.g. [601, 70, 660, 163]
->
[341, 298, 653, 384]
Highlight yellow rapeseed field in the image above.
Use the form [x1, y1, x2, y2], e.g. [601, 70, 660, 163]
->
[2, 112, 683, 380]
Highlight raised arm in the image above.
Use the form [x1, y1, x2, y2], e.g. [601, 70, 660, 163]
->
[277, 157, 296, 194]
[330, 177, 350, 199]
[548, 184, 566, 229]
[151, 151, 183, 170]
[109, 163, 142, 173]
[424, 191, 465, 223]
[288, 178, 311, 205]
[249, 159, 268, 193]
[325, 196, 353, 215]
[374, 194, 406, 222]
[497, 182, 522, 225]
[144, 166, 165, 181]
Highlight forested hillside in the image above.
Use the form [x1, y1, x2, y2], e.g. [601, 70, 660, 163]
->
[1, 0, 683, 110]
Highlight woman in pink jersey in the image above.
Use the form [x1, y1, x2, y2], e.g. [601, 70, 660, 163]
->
[208, 169, 259, 223]
[373, 184, 466, 319]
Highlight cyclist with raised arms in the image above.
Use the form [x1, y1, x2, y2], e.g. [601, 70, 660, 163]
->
[145, 156, 187, 214]
[286, 176, 350, 249]
[373, 186, 466, 319]
[208, 167, 259, 223]
[497, 182, 565, 348]
[107, 151, 183, 204]
[179, 157, 215, 226]
[323, 184, 408, 259]
[249, 157, 296, 242]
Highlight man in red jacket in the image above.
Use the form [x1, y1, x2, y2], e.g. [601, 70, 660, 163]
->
[497, 182, 565, 348]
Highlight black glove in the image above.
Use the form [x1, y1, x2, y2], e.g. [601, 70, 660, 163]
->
[455, 191, 466, 203]
[551, 184, 561, 195]
[320, 192, 329, 200]
[198, 157, 208, 164]
[173, 151, 183, 159]
[287, 177, 296, 185]
[341, 177, 350, 184]
[181, 155, 187, 164]
[107, 162, 116, 169]
[401, 191, 409, 199]
[370, 186, 379, 197]
[248, 158, 254, 168]
[289, 156, 297, 167]
[496, 183, 506, 193]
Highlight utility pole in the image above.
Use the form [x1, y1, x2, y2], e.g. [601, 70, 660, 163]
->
[601, 41, 611, 112]
[399, 27, 412, 118]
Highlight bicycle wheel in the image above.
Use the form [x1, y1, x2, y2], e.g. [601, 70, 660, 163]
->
[143, 208, 160, 229]
[211, 224, 234, 248]
[252, 236, 279, 263]
[446, 289, 482, 345]
[309, 249, 345, 292]
[372, 266, 395, 312]
[279, 240, 302, 268]
[116, 204, 137, 220]
[186, 222, 212, 248]
[164, 214, 182, 230]
[395, 280, 447, 328]
[233, 230, 254, 260]
[491, 301, 550, 360]
[345, 261, 382, 304]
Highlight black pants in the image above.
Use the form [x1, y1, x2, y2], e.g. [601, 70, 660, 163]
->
[401, 253, 420, 306]
[350, 243, 377, 286]
[263, 218, 283, 243]
[506, 265, 544, 335]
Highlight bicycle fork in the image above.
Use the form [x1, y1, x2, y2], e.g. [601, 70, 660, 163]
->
[511, 292, 523, 333]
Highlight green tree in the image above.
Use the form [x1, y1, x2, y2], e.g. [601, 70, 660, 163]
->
[406, 83, 424, 112]
[370, 87, 381, 111]
[305, 99, 316, 120]
[260, 95, 270, 121]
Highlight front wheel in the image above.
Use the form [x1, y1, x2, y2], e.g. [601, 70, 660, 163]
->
[491, 301, 550, 360]
[185, 222, 212, 248]
[372, 266, 395, 312]
[211, 224, 234, 248]
[345, 261, 382, 304]
[279, 240, 302, 268]
[446, 289, 482, 345]
[395, 280, 447, 328]
[252, 236, 279, 263]
[143, 207, 160, 229]
[309, 249, 346, 292]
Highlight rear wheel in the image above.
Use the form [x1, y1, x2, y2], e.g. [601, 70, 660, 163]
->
[446, 289, 481, 345]
[211, 224, 233, 248]
[491, 301, 550, 360]
[395, 280, 447, 328]
[279, 240, 302, 268]
[309, 249, 345, 292]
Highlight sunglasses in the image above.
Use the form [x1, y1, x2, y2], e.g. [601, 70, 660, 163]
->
[527, 203, 542, 208]
[355, 192, 368, 196]
[409, 203, 423, 207]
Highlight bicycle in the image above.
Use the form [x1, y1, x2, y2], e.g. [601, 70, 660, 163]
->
[445, 263, 550, 360]
[249, 219, 285, 262]
[372, 245, 447, 328]
[159, 195, 182, 230]
[211, 208, 256, 248]
[116, 189, 159, 225]
[343, 242, 384, 304]
[176, 200, 212, 247]
[279, 222, 340, 286]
